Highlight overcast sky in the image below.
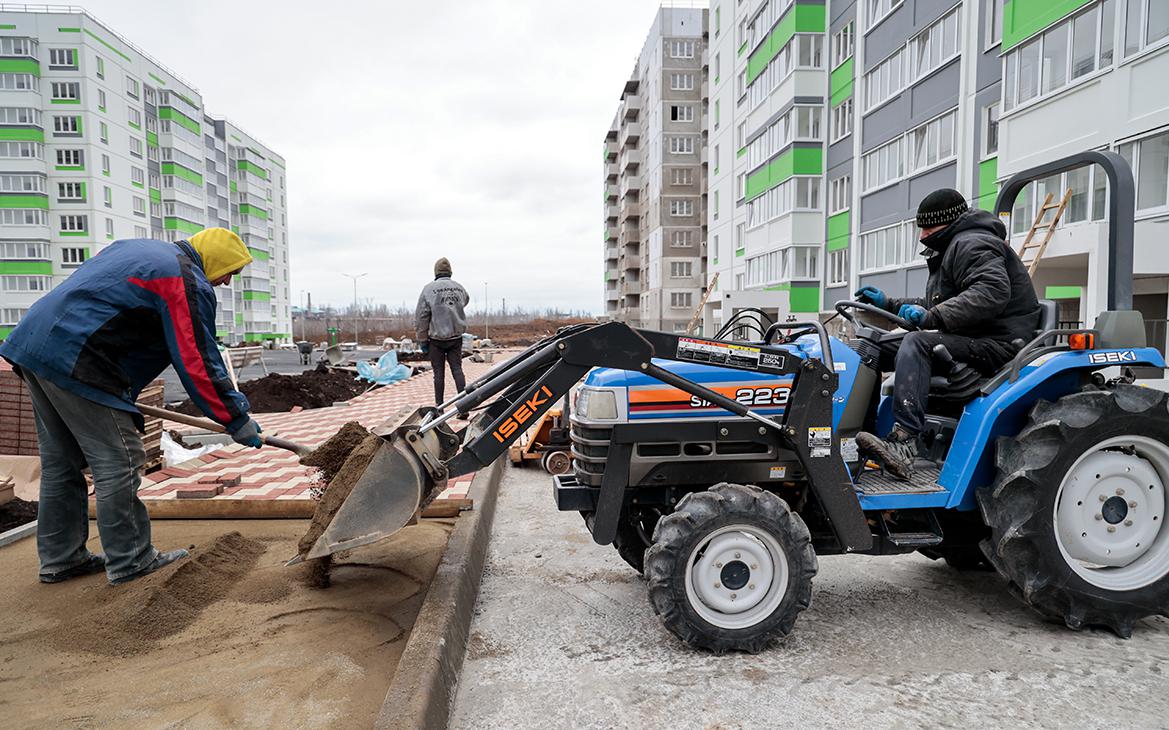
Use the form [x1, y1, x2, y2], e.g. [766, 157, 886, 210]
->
[79, 0, 684, 314]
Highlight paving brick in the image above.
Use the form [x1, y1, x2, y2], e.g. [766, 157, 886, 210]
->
[176, 484, 223, 499]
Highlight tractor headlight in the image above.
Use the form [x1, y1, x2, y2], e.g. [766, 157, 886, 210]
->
[577, 387, 618, 420]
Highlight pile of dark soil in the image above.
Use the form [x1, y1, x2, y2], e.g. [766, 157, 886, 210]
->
[297, 423, 380, 588]
[0, 498, 37, 532]
[53, 531, 267, 656]
[174, 365, 366, 415]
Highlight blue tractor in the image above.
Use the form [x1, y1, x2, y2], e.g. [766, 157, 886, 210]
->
[303, 152, 1169, 652]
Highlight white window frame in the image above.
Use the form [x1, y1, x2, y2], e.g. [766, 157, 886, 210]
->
[670, 104, 694, 122]
[669, 261, 693, 278]
[858, 220, 918, 273]
[906, 108, 958, 176]
[50, 81, 79, 101]
[55, 148, 82, 167]
[832, 21, 854, 68]
[61, 246, 87, 265]
[48, 47, 76, 69]
[1124, 0, 1169, 59]
[670, 40, 695, 59]
[670, 73, 695, 91]
[983, 102, 1000, 157]
[670, 291, 693, 308]
[862, 46, 905, 113]
[907, 5, 962, 83]
[865, 0, 904, 33]
[828, 249, 849, 286]
[986, 0, 1005, 49]
[126, 76, 140, 99]
[830, 98, 853, 143]
[829, 175, 852, 214]
[57, 182, 83, 201]
[59, 214, 87, 232]
[669, 199, 695, 216]
[1002, 1, 1114, 113]
[669, 136, 695, 154]
[672, 229, 694, 247]
[670, 168, 694, 186]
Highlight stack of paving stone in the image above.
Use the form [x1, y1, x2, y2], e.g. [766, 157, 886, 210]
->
[0, 360, 37, 456]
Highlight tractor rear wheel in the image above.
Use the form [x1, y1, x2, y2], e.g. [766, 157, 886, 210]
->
[644, 483, 816, 653]
[979, 385, 1169, 637]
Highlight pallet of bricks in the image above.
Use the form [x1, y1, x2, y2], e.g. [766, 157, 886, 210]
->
[0, 361, 166, 473]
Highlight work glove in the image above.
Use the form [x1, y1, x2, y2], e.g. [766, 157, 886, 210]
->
[230, 419, 263, 448]
[898, 304, 931, 328]
[420, 341, 430, 355]
[854, 286, 887, 309]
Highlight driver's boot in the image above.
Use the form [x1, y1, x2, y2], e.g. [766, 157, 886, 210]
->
[856, 424, 918, 480]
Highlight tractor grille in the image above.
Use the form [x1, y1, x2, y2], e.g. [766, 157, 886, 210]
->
[570, 421, 611, 487]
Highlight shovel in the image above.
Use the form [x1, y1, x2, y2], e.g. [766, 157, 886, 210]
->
[135, 403, 311, 457]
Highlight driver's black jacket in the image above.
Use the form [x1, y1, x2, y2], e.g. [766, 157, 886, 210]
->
[884, 210, 1041, 345]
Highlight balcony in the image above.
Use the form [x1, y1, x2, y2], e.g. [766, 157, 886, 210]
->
[620, 199, 641, 220]
[606, 206, 618, 222]
[605, 183, 617, 200]
[620, 148, 641, 172]
[623, 280, 643, 295]
[619, 174, 641, 198]
[605, 268, 619, 282]
[605, 139, 618, 161]
[606, 289, 620, 302]
[700, 146, 708, 166]
[622, 94, 641, 120]
[623, 255, 641, 270]
[605, 246, 618, 260]
[620, 122, 641, 148]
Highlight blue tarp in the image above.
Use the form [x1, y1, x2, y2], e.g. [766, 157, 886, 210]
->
[355, 350, 412, 385]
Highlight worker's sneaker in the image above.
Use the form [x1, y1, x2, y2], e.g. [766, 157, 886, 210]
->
[39, 553, 106, 584]
[856, 425, 919, 480]
[109, 548, 190, 586]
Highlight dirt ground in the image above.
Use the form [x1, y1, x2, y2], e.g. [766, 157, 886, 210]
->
[173, 366, 368, 415]
[0, 517, 453, 728]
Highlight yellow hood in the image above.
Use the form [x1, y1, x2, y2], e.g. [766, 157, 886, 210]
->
[189, 227, 252, 281]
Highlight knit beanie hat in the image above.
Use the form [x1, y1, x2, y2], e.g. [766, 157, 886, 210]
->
[434, 257, 452, 277]
[189, 227, 251, 281]
[916, 188, 968, 228]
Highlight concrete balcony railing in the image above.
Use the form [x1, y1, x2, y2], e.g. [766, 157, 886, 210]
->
[620, 121, 641, 148]
[623, 280, 643, 295]
[619, 174, 641, 198]
[605, 183, 618, 200]
[605, 246, 619, 260]
[622, 94, 641, 120]
[623, 255, 641, 270]
[606, 268, 619, 282]
[620, 148, 641, 171]
[605, 139, 618, 160]
[620, 199, 641, 220]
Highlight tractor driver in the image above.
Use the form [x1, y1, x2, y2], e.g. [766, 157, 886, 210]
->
[852, 189, 1042, 479]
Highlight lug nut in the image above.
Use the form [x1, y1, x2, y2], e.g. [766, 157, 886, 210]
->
[1108, 526, 1117, 533]
[720, 427, 729, 436]
[759, 426, 766, 435]
[735, 552, 741, 559]
[730, 593, 737, 599]
[715, 562, 723, 568]
[715, 583, 721, 589]
[1100, 495, 1108, 502]
[1117, 488, 1126, 496]
[1095, 514, 1104, 520]
[751, 564, 758, 570]
[748, 584, 755, 590]
[1130, 501, 1138, 509]
[1125, 519, 1134, 527]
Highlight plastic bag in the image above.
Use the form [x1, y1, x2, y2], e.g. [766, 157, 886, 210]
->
[161, 431, 221, 467]
[355, 350, 412, 385]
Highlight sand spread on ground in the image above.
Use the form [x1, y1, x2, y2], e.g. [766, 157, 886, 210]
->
[0, 518, 453, 728]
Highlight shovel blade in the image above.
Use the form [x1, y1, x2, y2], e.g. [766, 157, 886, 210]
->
[302, 435, 431, 561]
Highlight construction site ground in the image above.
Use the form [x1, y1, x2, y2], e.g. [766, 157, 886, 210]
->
[0, 518, 451, 727]
[449, 465, 1169, 729]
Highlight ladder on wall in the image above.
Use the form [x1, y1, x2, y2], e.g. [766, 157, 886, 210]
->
[1017, 188, 1072, 276]
[685, 272, 718, 336]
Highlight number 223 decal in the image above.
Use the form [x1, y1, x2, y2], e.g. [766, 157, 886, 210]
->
[690, 386, 791, 409]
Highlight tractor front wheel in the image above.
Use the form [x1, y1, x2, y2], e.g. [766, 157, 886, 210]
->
[644, 483, 816, 653]
[979, 385, 1169, 636]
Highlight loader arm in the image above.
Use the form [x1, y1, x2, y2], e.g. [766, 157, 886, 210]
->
[418, 321, 872, 552]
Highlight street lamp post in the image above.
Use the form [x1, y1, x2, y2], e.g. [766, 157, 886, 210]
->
[299, 290, 306, 341]
[484, 281, 489, 340]
[341, 273, 367, 345]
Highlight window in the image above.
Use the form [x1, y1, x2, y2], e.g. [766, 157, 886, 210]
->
[56, 149, 83, 168]
[858, 220, 918, 273]
[861, 136, 906, 192]
[831, 98, 853, 143]
[1125, 0, 1169, 57]
[669, 199, 694, 216]
[50, 82, 79, 101]
[908, 6, 961, 82]
[908, 109, 957, 174]
[832, 22, 854, 67]
[670, 40, 695, 58]
[671, 168, 694, 185]
[745, 177, 821, 227]
[101, 154, 110, 175]
[1, 307, 29, 325]
[103, 186, 112, 208]
[0, 37, 34, 57]
[129, 136, 143, 159]
[51, 115, 80, 135]
[96, 56, 104, 79]
[99, 121, 108, 144]
[670, 292, 693, 308]
[98, 89, 106, 110]
[672, 230, 694, 247]
[0, 241, 48, 259]
[670, 261, 693, 278]
[829, 175, 851, 214]
[106, 218, 115, 237]
[0, 174, 45, 193]
[863, 47, 904, 111]
[737, 172, 745, 199]
[745, 247, 820, 285]
[134, 225, 147, 238]
[48, 48, 76, 69]
[984, 103, 1000, 156]
[745, 34, 824, 109]
[127, 107, 141, 128]
[714, 189, 720, 220]
[0, 275, 51, 292]
[1004, 1, 1113, 111]
[57, 182, 83, 202]
[0, 107, 40, 126]
[1119, 130, 1169, 212]
[828, 249, 849, 286]
[714, 52, 721, 81]
[0, 209, 46, 226]
[670, 105, 694, 122]
[669, 136, 695, 154]
[133, 197, 146, 217]
[865, 0, 903, 31]
[61, 247, 87, 266]
[126, 76, 140, 99]
[0, 74, 38, 91]
[0, 141, 42, 159]
[988, 0, 1005, 46]
[60, 214, 87, 232]
[670, 73, 695, 90]
[745, 105, 822, 171]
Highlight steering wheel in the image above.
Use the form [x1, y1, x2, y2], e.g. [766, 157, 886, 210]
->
[834, 300, 917, 333]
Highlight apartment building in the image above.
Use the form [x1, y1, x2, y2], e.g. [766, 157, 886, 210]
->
[996, 0, 1169, 340]
[602, 5, 708, 332]
[0, 8, 290, 344]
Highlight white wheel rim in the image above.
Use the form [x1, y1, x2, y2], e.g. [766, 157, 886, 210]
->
[683, 524, 789, 630]
[1054, 435, 1169, 591]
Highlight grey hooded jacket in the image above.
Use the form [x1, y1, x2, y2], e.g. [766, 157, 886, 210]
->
[415, 275, 470, 342]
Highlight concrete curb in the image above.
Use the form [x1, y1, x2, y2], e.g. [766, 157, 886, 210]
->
[0, 519, 36, 548]
[375, 457, 505, 729]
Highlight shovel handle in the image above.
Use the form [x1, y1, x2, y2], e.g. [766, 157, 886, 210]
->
[134, 402, 311, 457]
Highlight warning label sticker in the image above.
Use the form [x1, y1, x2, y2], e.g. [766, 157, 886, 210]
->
[840, 437, 859, 463]
[676, 337, 786, 372]
[769, 465, 787, 479]
[808, 426, 832, 458]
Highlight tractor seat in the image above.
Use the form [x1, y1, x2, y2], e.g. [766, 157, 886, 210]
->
[926, 299, 1059, 405]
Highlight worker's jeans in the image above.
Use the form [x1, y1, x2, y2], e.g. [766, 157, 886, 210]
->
[23, 372, 158, 582]
[878, 331, 1015, 435]
[429, 339, 466, 404]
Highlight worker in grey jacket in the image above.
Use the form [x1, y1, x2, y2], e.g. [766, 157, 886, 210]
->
[415, 257, 470, 404]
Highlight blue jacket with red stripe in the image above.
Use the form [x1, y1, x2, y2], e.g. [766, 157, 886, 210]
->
[0, 238, 250, 431]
